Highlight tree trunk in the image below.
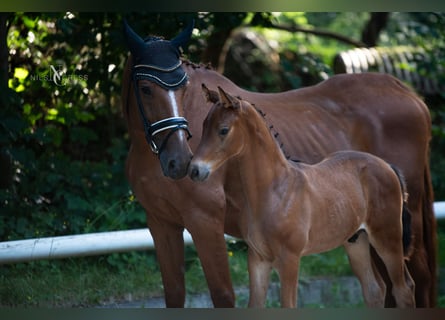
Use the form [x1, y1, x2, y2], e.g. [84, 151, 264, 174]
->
[361, 12, 390, 47]
[200, 13, 246, 69]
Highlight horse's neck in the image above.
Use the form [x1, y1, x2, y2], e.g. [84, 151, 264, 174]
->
[186, 63, 246, 95]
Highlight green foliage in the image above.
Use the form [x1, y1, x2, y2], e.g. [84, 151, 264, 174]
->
[0, 137, 145, 240]
[1, 12, 141, 240]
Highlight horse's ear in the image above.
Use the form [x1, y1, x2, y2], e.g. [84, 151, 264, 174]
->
[217, 86, 240, 109]
[123, 19, 146, 56]
[202, 84, 219, 103]
[171, 20, 195, 50]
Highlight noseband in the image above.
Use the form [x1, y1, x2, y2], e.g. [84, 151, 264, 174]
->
[131, 62, 192, 155]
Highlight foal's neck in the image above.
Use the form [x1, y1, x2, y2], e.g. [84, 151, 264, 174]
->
[236, 105, 292, 207]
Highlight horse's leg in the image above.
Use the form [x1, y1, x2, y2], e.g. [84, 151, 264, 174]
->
[146, 216, 186, 307]
[188, 221, 236, 307]
[405, 197, 433, 307]
[368, 230, 415, 308]
[276, 252, 300, 308]
[344, 232, 386, 307]
[247, 249, 272, 307]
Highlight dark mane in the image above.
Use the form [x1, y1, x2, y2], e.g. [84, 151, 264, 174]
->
[248, 101, 295, 161]
[182, 58, 213, 70]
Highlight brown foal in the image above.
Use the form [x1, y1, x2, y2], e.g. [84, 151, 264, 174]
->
[189, 85, 415, 308]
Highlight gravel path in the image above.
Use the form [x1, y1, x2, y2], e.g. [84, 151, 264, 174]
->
[99, 276, 364, 308]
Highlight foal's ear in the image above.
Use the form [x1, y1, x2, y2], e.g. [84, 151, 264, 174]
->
[217, 86, 240, 110]
[201, 84, 219, 103]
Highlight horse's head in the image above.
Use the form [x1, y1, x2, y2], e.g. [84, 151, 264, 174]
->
[123, 19, 194, 179]
[189, 85, 246, 182]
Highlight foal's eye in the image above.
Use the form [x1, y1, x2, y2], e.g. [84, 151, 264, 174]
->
[219, 127, 229, 136]
[141, 86, 151, 96]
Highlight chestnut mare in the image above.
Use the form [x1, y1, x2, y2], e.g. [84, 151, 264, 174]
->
[189, 86, 415, 308]
[122, 21, 435, 307]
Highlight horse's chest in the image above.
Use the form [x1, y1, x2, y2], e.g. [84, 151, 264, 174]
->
[245, 201, 304, 260]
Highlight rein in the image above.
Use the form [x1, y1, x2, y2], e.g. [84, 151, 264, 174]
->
[130, 63, 192, 155]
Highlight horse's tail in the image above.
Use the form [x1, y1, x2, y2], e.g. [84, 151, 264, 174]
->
[421, 158, 437, 306]
[390, 164, 412, 257]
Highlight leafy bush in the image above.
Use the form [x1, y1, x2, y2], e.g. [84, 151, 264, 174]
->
[0, 13, 144, 241]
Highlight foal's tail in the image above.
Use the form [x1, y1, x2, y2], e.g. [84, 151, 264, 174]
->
[390, 164, 412, 257]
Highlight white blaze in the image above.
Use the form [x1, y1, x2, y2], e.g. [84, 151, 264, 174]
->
[168, 90, 185, 142]
[168, 90, 179, 117]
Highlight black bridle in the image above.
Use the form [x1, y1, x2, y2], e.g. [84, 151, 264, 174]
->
[131, 63, 192, 155]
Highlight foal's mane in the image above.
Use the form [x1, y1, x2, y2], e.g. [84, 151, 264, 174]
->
[248, 100, 295, 162]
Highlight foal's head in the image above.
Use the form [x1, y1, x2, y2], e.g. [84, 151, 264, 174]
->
[189, 85, 249, 181]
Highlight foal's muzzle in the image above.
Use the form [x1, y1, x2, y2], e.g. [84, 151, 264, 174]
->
[189, 161, 211, 182]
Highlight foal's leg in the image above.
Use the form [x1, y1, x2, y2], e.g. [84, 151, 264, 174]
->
[344, 232, 386, 307]
[248, 249, 272, 307]
[368, 230, 415, 308]
[369, 221, 415, 308]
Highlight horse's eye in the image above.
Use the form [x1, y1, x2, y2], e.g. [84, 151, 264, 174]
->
[141, 86, 151, 96]
[219, 127, 229, 136]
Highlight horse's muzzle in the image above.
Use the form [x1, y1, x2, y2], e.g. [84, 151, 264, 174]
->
[159, 147, 193, 180]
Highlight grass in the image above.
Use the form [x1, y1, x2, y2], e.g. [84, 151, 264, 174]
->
[0, 253, 163, 307]
[1, 224, 444, 307]
[0, 239, 351, 307]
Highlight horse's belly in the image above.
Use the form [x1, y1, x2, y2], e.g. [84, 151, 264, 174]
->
[301, 235, 351, 256]
[301, 204, 366, 255]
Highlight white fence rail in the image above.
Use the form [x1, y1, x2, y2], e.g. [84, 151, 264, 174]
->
[0, 201, 444, 265]
[435, 201, 445, 219]
[0, 229, 196, 264]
